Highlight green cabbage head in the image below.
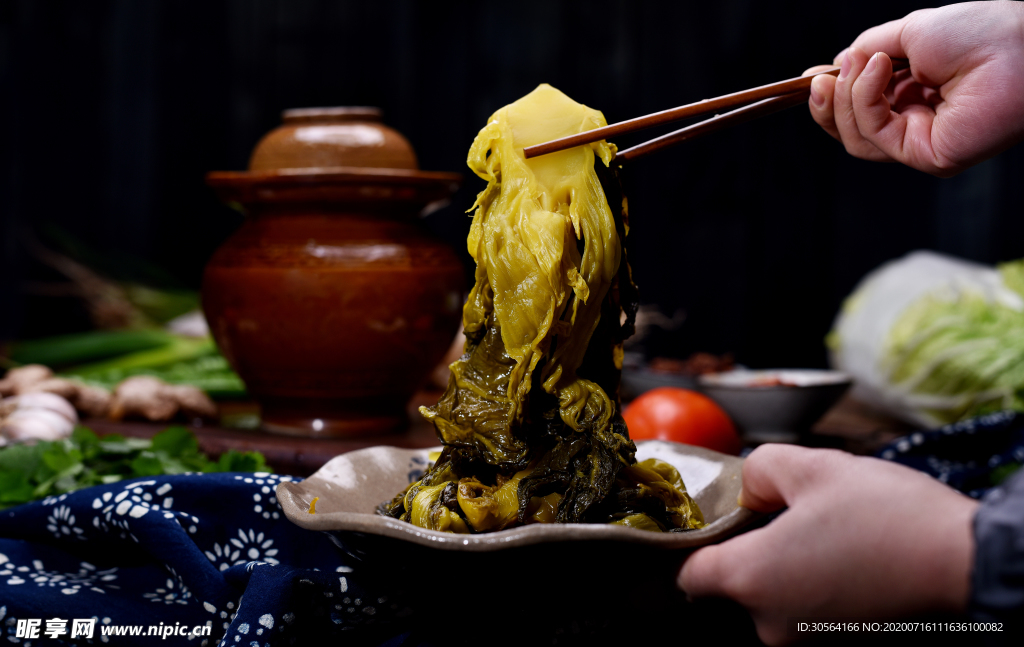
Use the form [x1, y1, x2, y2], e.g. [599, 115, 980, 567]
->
[829, 252, 1024, 427]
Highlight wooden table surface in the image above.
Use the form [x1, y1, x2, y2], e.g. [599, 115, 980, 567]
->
[84, 390, 917, 477]
[85, 391, 443, 477]
[809, 393, 916, 454]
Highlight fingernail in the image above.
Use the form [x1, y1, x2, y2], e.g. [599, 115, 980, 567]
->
[863, 52, 878, 76]
[833, 48, 849, 66]
[810, 80, 824, 107]
[838, 52, 852, 81]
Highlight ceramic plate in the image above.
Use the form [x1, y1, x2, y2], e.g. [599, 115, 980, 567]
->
[277, 441, 760, 635]
[277, 440, 757, 551]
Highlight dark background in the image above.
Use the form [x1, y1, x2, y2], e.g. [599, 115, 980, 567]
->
[2, 0, 1021, 368]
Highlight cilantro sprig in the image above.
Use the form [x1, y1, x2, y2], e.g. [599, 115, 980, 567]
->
[0, 426, 271, 510]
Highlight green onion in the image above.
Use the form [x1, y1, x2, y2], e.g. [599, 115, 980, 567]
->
[9, 329, 178, 369]
[60, 337, 247, 399]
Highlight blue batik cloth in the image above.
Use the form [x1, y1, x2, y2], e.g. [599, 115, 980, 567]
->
[877, 410, 1024, 498]
[0, 472, 421, 646]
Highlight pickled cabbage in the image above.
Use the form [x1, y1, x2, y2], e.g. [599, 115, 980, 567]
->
[830, 251, 1024, 426]
[379, 85, 703, 533]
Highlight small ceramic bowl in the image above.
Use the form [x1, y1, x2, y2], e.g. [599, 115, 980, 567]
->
[698, 369, 852, 443]
[276, 441, 759, 628]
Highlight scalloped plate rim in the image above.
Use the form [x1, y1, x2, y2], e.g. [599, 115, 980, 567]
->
[277, 440, 759, 552]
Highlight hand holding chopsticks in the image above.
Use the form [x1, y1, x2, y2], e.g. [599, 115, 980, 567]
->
[523, 60, 908, 163]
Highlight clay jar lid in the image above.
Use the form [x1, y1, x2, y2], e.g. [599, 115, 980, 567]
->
[249, 107, 419, 172]
[207, 106, 460, 209]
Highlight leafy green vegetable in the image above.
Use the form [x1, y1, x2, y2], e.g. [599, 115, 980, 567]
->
[831, 252, 1024, 427]
[0, 426, 271, 510]
[884, 283, 1024, 423]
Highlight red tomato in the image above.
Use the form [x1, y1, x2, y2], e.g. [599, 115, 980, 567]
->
[623, 387, 742, 455]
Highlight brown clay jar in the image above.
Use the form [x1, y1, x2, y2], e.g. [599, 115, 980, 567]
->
[203, 108, 463, 436]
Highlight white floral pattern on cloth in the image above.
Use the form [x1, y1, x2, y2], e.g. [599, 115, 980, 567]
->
[40, 493, 70, 507]
[0, 552, 118, 595]
[222, 611, 277, 646]
[89, 480, 158, 542]
[203, 597, 239, 637]
[204, 529, 279, 571]
[231, 472, 294, 520]
[142, 576, 192, 605]
[0, 471, 400, 647]
[877, 409, 1024, 499]
[90, 479, 203, 541]
[141, 565, 194, 606]
[46, 504, 86, 541]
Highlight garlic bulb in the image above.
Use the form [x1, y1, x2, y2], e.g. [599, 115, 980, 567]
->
[0, 392, 79, 445]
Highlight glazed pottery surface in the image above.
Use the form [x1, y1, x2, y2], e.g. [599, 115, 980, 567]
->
[203, 108, 463, 436]
[276, 441, 760, 634]
[249, 107, 418, 172]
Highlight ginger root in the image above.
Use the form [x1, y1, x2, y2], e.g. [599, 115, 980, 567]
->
[108, 376, 216, 422]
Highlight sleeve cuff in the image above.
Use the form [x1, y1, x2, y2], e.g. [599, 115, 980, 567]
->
[970, 468, 1024, 626]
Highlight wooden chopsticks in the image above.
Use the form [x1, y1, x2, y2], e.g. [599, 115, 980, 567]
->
[615, 91, 807, 162]
[523, 59, 909, 162]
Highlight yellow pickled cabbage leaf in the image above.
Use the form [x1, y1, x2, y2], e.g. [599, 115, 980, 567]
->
[423, 84, 621, 455]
